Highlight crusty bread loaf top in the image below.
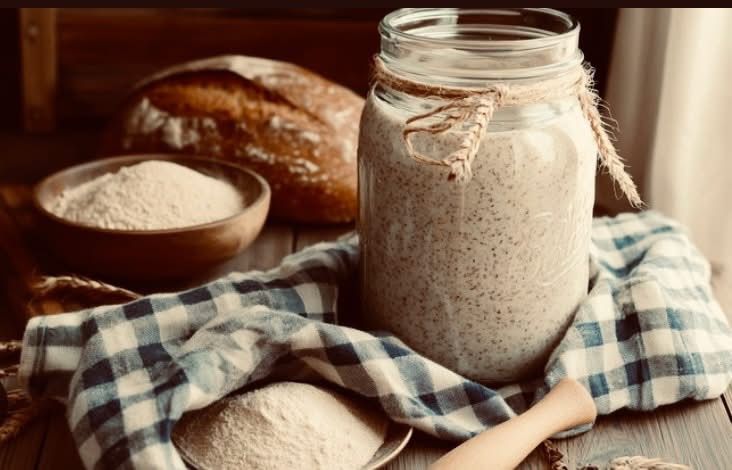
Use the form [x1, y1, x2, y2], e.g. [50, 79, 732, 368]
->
[131, 55, 361, 160]
[100, 55, 363, 223]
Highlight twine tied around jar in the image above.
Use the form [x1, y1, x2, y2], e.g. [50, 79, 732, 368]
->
[371, 57, 643, 208]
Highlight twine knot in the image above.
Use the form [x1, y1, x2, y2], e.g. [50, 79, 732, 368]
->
[404, 87, 507, 183]
[372, 56, 643, 207]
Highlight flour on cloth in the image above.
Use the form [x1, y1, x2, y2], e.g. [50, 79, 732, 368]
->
[19, 211, 732, 469]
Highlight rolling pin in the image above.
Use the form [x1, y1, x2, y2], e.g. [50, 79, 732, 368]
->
[430, 378, 597, 470]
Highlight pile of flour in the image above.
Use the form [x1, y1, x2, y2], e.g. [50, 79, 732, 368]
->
[173, 382, 387, 470]
[49, 160, 243, 230]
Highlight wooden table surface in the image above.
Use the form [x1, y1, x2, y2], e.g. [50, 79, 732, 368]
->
[0, 132, 730, 469]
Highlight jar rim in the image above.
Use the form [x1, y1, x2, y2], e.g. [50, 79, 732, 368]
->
[377, 8, 582, 85]
[380, 8, 579, 50]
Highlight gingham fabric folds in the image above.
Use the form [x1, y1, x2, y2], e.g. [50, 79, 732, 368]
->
[19, 211, 732, 469]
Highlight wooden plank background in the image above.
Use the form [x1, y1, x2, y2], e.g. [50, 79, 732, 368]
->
[0, 11, 20, 131]
[19, 8, 57, 132]
[0, 8, 617, 131]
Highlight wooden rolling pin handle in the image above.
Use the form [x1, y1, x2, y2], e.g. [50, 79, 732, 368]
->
[430, 378, 597, 470]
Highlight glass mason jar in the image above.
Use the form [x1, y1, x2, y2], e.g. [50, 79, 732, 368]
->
[358, 8, 597, 383]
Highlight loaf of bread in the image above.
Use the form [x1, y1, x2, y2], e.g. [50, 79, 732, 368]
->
[100, 55, 363, 223]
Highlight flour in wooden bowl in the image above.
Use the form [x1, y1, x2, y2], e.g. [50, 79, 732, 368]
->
[173, 382, 388, 470]
[49, 160, 243, 230]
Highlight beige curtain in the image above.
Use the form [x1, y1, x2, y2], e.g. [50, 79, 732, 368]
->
[603, 8, 732, 309]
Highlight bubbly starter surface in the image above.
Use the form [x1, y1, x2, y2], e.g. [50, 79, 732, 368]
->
[358, 93, 597, 382]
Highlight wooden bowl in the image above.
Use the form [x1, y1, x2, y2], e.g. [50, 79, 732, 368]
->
[33, 154, 270, 282]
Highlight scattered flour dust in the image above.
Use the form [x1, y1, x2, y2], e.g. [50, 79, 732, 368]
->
[49, 160, 244, 230]
[124, 97, 219, 150]
[173, 382, 388, 470]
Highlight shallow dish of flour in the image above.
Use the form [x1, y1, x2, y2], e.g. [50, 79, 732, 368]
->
[48, 160, 246, 231]
[172, 382, 413, 470]
[33, 154, 270, 281]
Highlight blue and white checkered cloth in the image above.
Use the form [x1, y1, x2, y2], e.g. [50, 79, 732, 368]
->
[19, 211, 732, 469]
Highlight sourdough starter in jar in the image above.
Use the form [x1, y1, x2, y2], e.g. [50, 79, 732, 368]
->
[358, 96, 596, 382]
[358, 8, 602, 382]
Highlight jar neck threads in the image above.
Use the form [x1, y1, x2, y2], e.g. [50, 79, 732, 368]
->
[379, 8, 583, 87]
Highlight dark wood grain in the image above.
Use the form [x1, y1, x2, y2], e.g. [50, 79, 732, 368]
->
[55, 8, 381, 124]
[180, 223, 295, 290]
[0, 194, 39, 331]
[0, 10, 21, 131]
[0, 130, 97, 184]
[0, 419, 48, 469]
[294, 224, 353, 251]
[383, 432, 450, 470]
[19, 9, 57, 132]
[35, 412, 83, 470]
[561, 399, 732, 469]
[1, 8, 618, 132]
[49, 8, 618, 128]
[383, 431, 549, 470]
[383, 399, 732, 470]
